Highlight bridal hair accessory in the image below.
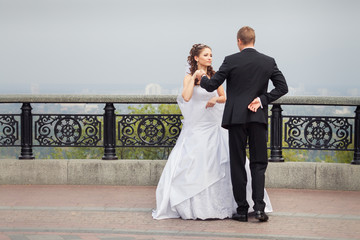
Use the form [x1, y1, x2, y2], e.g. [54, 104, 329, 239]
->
[195, 43, 205, 48]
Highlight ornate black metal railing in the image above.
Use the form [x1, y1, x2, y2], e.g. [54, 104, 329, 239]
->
[34, 114, 102, 147]
[0, 95, 359, 164]
[117, 114, 182, 147]
[284, 116, 353, 150]
[0, 114, 19, 146]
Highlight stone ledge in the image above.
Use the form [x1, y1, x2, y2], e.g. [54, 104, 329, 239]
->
[0, 160, 359, 191]
[1, 94, 359, 106]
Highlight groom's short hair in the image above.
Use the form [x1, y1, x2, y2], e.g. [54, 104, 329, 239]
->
[237, 26, 255, 45]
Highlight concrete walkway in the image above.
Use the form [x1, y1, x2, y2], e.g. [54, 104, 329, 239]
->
[0, 185, 359, 240]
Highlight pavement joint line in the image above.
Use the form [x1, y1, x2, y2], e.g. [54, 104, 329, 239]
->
[270, 212, 360, 220]
[0, 206, 152, 212]
[1, 206, 360, 220]
[0, 227, 354, 240]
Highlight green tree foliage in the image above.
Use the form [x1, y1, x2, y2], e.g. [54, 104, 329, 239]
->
[334, 149, 353, 163]
[50, 147, 103, 159]
[282, 149, 309, 162]
[0, 147, 19, 159]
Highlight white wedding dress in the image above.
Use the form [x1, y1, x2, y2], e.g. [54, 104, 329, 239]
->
[152, 86, 272, 220]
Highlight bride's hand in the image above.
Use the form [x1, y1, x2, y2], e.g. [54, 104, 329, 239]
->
[206, 97, 217, 108]
[193, 70, 206, 84]
[192, 70, 200, 85]
[193, 70, 200, 78]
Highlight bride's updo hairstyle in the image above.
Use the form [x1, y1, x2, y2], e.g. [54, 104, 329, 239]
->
[187, 43, 215, 78]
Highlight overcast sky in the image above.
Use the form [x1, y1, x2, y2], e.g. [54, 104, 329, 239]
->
[0, 0, 359, 96]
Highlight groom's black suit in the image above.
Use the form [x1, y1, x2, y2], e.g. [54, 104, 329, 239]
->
[200, 48, 288, 214]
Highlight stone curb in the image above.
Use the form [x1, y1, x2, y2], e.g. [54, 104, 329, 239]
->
[0, 160, 359, 190]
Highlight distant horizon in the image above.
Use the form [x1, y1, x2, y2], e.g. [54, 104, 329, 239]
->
[0, 81, 358, 97]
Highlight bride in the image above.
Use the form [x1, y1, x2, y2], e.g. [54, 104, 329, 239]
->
[152, 43, 272, 220]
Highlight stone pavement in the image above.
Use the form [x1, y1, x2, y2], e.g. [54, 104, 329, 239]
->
[0, 185, 359, 240]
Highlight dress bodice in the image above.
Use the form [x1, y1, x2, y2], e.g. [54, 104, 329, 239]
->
[191, 85, 217, 101]
[177, 86, 224, 125]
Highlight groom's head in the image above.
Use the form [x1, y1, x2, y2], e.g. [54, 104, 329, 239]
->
[237, 26, 255, 50]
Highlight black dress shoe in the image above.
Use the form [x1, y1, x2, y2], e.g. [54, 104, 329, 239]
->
[255, 211, 269, 222]
[232, 213, 248, 222]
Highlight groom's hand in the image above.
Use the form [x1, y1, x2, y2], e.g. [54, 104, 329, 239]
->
[248, 98, 261, 112]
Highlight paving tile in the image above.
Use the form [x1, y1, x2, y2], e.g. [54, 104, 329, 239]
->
[27, 235, 64, 240]
[8, 236, 28, 240]
[61, 235, 82, 240]
[0, 185, 359, 240]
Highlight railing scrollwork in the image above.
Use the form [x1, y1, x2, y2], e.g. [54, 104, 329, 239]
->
[0, 115, 19, 146]
[34, 115, 102, 146]
[0, 95, 359, 165]
[284, 117, 353, 150]
[117, 114, 182, 147]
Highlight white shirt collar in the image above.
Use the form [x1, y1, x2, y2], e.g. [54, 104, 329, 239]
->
[242, 47, 255, 51]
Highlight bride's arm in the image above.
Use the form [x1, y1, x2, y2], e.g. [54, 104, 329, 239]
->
[216, 85, 226, 103]
[182, 74, 196, 102]
[205, 85, 226, 108]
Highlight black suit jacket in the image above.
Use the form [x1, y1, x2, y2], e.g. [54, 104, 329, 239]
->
[200, 48, 288, 129]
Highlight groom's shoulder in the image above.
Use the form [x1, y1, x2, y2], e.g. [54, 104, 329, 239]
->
[256, 51, 275, 61]
[225, 52, 242, 60]
[227, 52, 241, 57]
[225, 50, 275, 62]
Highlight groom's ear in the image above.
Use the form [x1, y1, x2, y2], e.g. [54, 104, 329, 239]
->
[237, 39, 242, 50]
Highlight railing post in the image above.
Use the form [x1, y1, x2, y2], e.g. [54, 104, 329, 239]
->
[102, 103, 118, 160]
[269, 104, 284, 162]
[19, 103, 35, 159]
[351, 106, 360, 165]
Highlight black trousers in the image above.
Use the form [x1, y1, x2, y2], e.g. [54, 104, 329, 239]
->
[228, 123, 268, 214]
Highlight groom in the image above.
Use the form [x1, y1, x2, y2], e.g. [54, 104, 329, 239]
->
[199, 26, 288, 222]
